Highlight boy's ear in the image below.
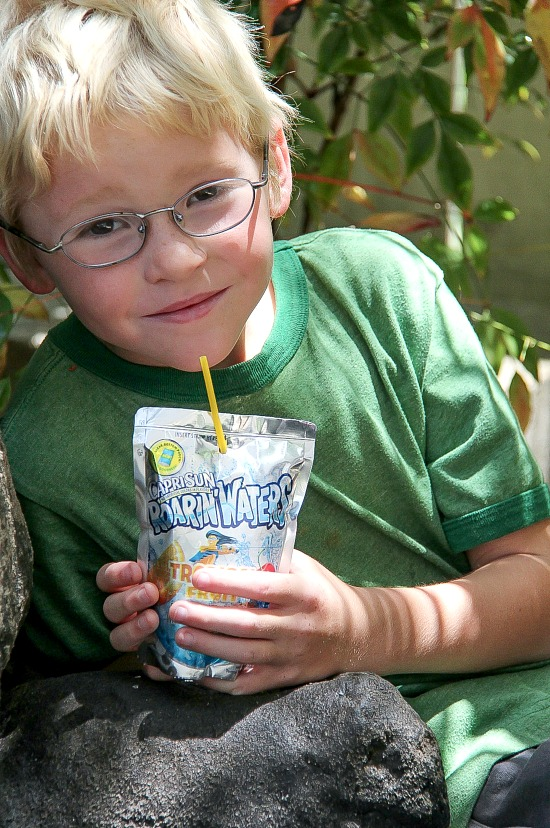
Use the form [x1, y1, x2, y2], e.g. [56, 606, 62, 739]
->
[0, 231, 56, 295]
[270, 128, 293, 219]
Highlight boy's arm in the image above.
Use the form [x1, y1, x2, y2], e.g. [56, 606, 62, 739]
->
[98, 518, 550, 693]
[361, 517, 550, 676]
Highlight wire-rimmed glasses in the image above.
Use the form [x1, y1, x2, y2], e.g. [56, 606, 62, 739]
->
[0, 141, 269, 269]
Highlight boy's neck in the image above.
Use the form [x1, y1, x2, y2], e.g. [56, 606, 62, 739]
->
[242, 281, 276, 361]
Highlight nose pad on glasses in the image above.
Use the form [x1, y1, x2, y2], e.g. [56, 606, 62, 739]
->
[174, 212, 184, 224]
[138, 223, 146, 235]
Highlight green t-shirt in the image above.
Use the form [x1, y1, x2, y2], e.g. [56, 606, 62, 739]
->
[3, 229, 550, 827]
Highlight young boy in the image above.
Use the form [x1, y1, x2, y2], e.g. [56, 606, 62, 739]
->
[1, 2, 550, 826]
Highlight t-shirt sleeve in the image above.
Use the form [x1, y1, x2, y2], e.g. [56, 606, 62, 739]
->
[422, 279, 550, 552]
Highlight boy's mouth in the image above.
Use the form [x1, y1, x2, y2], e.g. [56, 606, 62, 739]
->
[145, 289, 227, 322]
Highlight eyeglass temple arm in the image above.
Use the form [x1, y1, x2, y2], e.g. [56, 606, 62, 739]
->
[0, 216, 58, 254]
[254, 139, 270, 188]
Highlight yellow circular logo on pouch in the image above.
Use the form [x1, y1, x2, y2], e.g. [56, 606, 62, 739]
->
[150, 440, 184, 476]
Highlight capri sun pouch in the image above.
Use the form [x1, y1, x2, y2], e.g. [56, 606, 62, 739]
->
[133, 407, 316, 681]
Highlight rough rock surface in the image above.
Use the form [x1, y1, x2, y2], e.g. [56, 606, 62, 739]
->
[0, 435, 32, 685]
[0, 669, 449, 828]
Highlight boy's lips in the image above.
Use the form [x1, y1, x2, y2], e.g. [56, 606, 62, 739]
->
[145, 289, 227, 322]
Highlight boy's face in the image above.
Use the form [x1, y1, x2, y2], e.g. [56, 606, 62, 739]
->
[12, 122, 291, 371]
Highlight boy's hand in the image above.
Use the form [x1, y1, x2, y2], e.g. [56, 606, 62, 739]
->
[96, 561, 170, 681]
[169, 549, 367, 695]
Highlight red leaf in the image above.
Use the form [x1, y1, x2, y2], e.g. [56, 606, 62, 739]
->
[525, 0, 550, 91]
[473, 13, 506, 121]
[509, 371, 532, 432]
[448, 7, 505, 121]
[447, 5, 478, 52]
[360, 211, 441, 234]
[259, 0, 305, 62]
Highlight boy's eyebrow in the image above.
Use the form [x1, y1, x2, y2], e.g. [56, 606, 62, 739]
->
[47, 189, 122, 229]
[60, 186, 122, 218]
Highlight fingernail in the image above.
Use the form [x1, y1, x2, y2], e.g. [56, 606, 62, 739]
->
[178, 628, 194, 645]
[137, 611, 152, 631]
[193, 568, 211, 588]
[171, 605, 188, 623]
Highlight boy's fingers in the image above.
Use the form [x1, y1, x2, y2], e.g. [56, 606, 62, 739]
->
[142, 663, 173, 682]
[103, 582, 159, 624]
[96, 560, 143, 592]
[109, 607, 159, 652]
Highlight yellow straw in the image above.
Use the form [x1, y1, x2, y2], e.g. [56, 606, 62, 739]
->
[199, 355, 227, 454]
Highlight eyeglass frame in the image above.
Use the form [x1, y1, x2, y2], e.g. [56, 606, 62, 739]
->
[0, 140, 270, 269]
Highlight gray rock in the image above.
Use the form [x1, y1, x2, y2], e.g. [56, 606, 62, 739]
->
[0, 434, 32, 685]
[0, 669, 449, 828]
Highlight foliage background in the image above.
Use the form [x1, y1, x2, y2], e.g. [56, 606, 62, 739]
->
[227, 0, 550, 425]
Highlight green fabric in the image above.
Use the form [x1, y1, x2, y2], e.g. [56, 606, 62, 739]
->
[3, 228, 550, 827]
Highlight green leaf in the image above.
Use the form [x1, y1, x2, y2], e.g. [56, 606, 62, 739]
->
[472, 314, 508, 372]
[0, 289, 14, 344]
[439, 112, 495, 145]
[316, 133, 354, 207]
[337, 57, 375, 76]
[387, 76, 417, 141]
[0, 376, 11, 415]
[417, 234, 472, 297]
[0, 285, 49, 319]
[0, 258, 12, 283]
[350, 19, 370, 52]
[522, 341, 540, 380]
[317, 26, 350, 76]
[481, 10, 509, 37]
[379, 3, 422, 43]
[355, 129, 403, 188]
[492, 307, 531, 339]
[436, 132, 473, 210]
[414, 68, 451, 115]
[447, 11, 476, 50]
[512, 139, 541, 161]
[311, 2, 344, 33]
[505, 48, 540, 98]
[473, 197, 518, 222]
[368, 73, 400, 132]
[405, 119, 436, 177]
[295, 97, 332, 137]
[478, 306, 539, 377]
[464, 224, 489, 278]
[420, 46, 448, 68]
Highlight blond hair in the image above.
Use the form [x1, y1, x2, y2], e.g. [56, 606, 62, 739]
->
[0, 0, 295, 224]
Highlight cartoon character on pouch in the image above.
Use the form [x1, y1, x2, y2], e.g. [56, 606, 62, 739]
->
[190, 530, 238, 566]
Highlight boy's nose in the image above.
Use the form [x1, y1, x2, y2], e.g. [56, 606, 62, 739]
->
[141, 213, 207, 284]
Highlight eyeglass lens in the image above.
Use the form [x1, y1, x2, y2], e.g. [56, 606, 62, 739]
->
[60, 178, 256, 267]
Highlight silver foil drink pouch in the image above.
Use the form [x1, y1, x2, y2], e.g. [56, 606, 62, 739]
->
[133, 407, 316, 681]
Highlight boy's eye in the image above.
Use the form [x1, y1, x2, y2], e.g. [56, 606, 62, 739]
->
[64, 216, 137, 245]
[83, 217, 129, 236]
[89, 218, 118, 235]
[186, 184, 224, 207]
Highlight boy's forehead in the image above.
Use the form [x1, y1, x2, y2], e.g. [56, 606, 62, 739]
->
[35, 125, 252, 222]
